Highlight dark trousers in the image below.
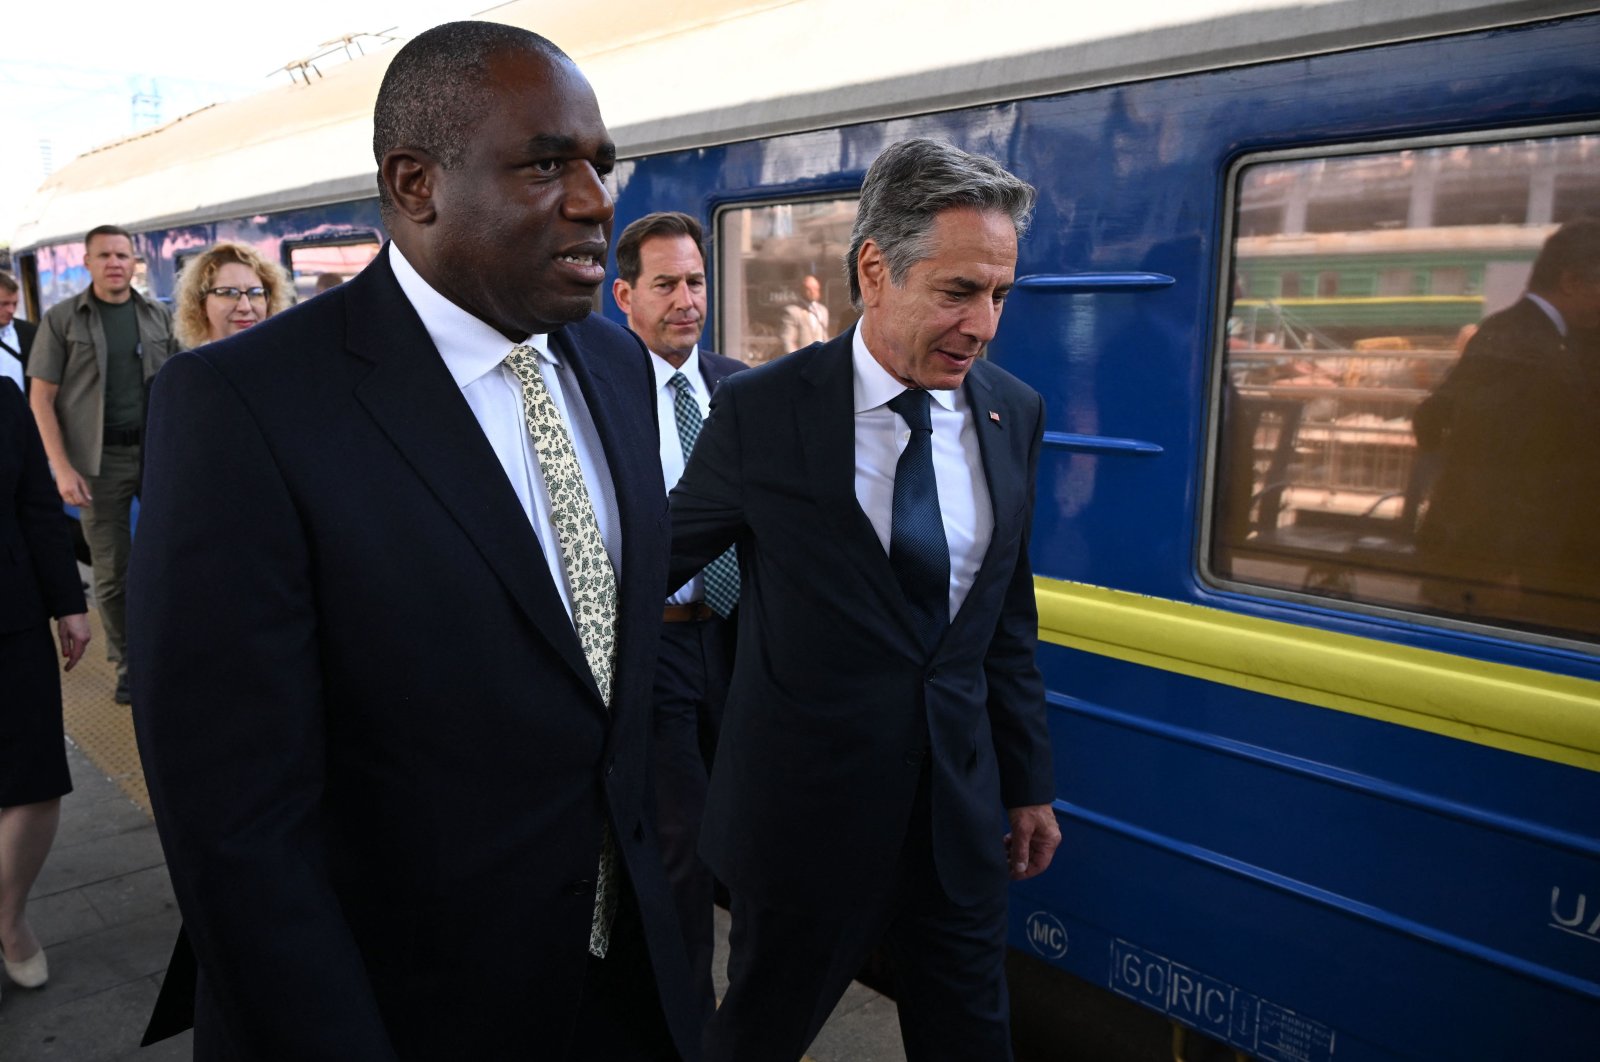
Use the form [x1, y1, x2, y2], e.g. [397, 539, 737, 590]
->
[704, 773, 1012, 1062]
[181, 883, 681, 1061]
[651, 613, 733, 1008]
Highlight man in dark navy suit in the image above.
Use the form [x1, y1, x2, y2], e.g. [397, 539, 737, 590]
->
[613, 210, 746, 1008]
[1414, 218, 1600, 634]
[670, 138, 1060, 1061]
[0, 273, 36, 394]
[130, 22, 701, 1061]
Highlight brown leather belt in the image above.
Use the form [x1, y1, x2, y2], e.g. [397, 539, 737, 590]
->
[663, 602, 717, 622]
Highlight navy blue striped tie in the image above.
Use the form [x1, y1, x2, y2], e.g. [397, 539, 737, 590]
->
[886, 389, 950, 651]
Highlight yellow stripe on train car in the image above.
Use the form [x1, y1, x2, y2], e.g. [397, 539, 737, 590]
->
[1034, 578, 1600, 773]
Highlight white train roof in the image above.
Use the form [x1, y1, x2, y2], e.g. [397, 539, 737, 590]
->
[12, 0, 1595, 251]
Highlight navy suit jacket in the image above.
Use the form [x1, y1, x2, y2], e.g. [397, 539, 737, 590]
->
[2, 317, 35, 363]
[2, 319, 35, 395]
[696, 348, 746, 394]
[669, 327, 1053, 910]
[2, 378, 84, 633]
[1415, 296, 1600, 597]
[130, 247, 701, 1060]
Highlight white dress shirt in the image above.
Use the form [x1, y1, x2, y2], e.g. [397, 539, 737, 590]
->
[389, 243, 621, 626]
[1525, 292, 1568, 337]
[0, 321, 22, 391]
[852, 320, 993, 620]
[652, 346, 709, 605]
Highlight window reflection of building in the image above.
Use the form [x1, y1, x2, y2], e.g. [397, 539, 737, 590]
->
[1212, 131, 1600, 645]
[717, 199, 860, 366]
[286, 240, 381, 303]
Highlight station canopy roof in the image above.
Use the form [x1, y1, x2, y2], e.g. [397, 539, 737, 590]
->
[11, 0, 1591, 250]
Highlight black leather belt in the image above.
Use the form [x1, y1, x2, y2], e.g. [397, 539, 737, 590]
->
[105, 427, 143, 446]
[663, 602, 717, 622]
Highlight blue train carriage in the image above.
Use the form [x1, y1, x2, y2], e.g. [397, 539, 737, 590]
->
[959, 12, 1599, 1062]
[11, 2, 1599, 1059]
[608, 5, 1600, 1057]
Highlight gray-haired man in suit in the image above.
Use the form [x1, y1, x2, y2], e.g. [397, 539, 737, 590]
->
[671, 138, 1060, 1061]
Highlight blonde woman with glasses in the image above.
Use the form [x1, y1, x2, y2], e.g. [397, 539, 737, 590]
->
[173, 243, 293, 349]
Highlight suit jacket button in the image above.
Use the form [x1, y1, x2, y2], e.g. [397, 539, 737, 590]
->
[565, 879, 595, 896]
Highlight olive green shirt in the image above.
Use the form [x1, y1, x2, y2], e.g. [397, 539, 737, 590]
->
[27, 285, 178, 476]
[93, 293, 145, 431]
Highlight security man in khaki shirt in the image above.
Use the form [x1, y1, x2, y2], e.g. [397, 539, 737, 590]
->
[28, 224, 178, 704]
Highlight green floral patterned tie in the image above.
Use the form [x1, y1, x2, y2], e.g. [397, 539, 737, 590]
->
[504, 343, 621, 958]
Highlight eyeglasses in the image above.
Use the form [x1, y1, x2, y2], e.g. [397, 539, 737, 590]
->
[205, 286, 268, 303]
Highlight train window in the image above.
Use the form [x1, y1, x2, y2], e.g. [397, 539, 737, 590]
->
[1430, 267, 1469, 296]
[1210, 130, 1600, 646]
[285, 239, 380, 302]
[715, 198, 860, 366]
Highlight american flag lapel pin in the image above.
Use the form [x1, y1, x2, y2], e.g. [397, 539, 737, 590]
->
[989, 410, 1001, 425]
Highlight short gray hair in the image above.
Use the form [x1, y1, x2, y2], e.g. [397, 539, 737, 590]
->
[845, 138, 1035, 309]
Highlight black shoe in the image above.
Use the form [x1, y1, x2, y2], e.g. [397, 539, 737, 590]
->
[114, 675, 132, 705]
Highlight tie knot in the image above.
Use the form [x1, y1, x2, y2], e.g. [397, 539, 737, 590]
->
[504, 343, 542, 384]
[888, 388, 933, 433]
[669, 371, 694, 396]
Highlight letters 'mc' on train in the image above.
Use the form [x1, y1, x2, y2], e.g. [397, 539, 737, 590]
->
[128, 21, 706, 1060]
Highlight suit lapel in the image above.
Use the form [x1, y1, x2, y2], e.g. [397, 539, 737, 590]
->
[698, 358, 724, 394]
[551, 322, 662, 710]
[346, 251, 600, 703]
[798, 330, 925, 647]
[952, 362, 1025, 629]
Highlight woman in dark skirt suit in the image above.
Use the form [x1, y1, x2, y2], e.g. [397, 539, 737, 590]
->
[0, 377, 90, 1001]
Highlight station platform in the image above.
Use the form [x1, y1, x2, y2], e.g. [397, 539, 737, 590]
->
[0, 608, 907, 1062]
[2, 599, 1226, 1062]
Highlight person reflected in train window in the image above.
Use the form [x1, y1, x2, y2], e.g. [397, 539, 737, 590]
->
[0, 272, 36, 395]
[0, 378, 91, 1005]
[1413, 218, 1600, 636]
[612, 210, 745, 1011]
[172, 242, 293, 350]
[26, 224, 178, 707]
[670, 137, 1058, 1062]
[779, 271, 831, 350]
[128, 21, 704, 1062]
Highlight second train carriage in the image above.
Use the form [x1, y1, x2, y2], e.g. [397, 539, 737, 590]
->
[12, 1, 1600, 1057]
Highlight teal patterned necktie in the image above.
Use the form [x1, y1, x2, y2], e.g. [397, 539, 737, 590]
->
[504, 343, 620, 958]
[669, 371, 739, 617]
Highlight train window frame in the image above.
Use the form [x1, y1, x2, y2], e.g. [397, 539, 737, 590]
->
[711, 192, 861, 367]
[281, 234, 382, 302]
[1199, 120, 1600, 654]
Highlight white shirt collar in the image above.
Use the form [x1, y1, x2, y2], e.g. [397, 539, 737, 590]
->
[650, 345, 702, 393]
[1525, 292, 1568, 337]
[851, 318, 958, 414]
[388, 241, 553, 388]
